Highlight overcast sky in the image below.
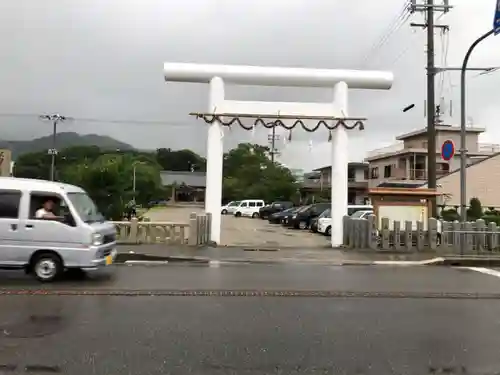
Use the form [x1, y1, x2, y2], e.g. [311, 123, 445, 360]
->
[1, 0, 499, 171]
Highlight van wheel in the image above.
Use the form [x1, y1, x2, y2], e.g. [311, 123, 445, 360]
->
[252, 212, 259, 218]
[235, 212, 241, 217]
[32, 253, 63, 282]
[326, 226, 332, 236]
[221, 209, 227, 214]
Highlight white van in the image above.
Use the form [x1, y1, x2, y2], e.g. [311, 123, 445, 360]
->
[233, 199, 265, 218]
[0, 178, 117, 282]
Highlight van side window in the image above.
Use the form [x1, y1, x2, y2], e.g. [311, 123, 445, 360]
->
[249, 202, 256, 207]
[29, 193, 62, 219]
[0, 190, 21, 218]
[257, 202, 264, 207]
[240, 202, 248, 207]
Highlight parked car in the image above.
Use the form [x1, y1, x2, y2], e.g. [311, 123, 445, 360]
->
[350, 210, 374, 219]
[310, 208, 331, 233]
[287, 203, 330, 229]
[318, 208, 374, 236]
[268, 207, 298, 224]
[221, 201, 240, 215]
[233, 199, 266, 218]
[347, 205, 373, 215]
[259, 201, 294, 219]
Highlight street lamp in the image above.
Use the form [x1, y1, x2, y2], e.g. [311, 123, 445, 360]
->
[39, 114, 72, 181]
[132, 161, 146, 204]
[460, 29, 496, 222]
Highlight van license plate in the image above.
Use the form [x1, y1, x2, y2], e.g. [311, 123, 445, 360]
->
[105, 255, 113, 265]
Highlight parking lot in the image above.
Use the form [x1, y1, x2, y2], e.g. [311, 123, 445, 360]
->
[145, 206, 330, 248]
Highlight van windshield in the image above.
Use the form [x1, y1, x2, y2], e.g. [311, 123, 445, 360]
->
[67, 192, 104, 223]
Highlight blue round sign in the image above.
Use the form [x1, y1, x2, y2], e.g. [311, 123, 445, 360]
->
[441, 140, 455, 161]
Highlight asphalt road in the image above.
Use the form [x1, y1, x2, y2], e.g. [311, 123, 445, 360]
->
[1, 264, 500, 374]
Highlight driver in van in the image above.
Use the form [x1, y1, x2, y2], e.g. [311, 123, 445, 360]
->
[35, 198, 57, 219]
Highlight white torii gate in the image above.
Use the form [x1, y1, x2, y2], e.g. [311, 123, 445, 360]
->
[163, 63, 393, 247]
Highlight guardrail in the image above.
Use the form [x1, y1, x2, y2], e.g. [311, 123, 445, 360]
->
[112, 212, 211, 246]
[343, 215, 500, 253]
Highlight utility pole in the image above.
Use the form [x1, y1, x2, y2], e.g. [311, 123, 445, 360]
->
[268, 124, 280, 163]
[39, 114, 70, 181]
[410, 0, 452, 217]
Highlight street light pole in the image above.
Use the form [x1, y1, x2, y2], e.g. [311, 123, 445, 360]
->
[460, 29, 495, 221]
[132, 164, 137, 202]
[39, 114, 70, 181]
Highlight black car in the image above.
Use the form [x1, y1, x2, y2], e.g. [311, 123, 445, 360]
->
[279, 207, 303, 225]
[259, 201, 294, 219]
[268, 207, 298, 224]
[287, 203, 330, 229]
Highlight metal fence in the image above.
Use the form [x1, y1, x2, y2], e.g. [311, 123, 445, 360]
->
[343, 215, 500, 254]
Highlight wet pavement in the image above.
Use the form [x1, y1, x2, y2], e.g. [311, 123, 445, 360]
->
[1, 264, 500, 374]
[145, 206, 329, 247]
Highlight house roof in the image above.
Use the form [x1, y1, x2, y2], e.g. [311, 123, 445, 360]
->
[419, 152, 500, 207]
[314, 162, 368, 172]
[160, 171, 206, 187]
[377, 182, 423, 189]
[426, 152, 500, 184]
[395, 125, 485, 141]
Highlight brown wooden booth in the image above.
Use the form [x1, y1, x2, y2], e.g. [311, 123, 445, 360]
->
[368, 187, 441, 229]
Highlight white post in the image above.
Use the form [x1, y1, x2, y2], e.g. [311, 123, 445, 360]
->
[205, 77, 224, 244]
[331, 81, 349, 247]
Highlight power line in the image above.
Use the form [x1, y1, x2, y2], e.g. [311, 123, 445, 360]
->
[361, 0, 412, 66]
[0, 113, 195, 127]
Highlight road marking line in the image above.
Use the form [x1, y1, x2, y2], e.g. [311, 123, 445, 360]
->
[463, 267, 500, 278]
[373, 257, 444, 266]
[124, 260, 169, 265]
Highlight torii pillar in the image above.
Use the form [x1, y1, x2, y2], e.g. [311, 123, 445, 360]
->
[164, 63, 393, 246]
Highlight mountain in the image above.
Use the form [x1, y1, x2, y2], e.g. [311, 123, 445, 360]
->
[0, 132, 135, 159]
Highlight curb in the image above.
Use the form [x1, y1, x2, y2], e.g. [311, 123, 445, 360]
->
[115, 253, 210, 264]
[119, 256, 448, 267]
[340, 257, 445, 266]
[439, 257, 500, 267]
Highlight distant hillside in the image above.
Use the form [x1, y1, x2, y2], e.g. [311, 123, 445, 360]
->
[0, 132, 135, 159]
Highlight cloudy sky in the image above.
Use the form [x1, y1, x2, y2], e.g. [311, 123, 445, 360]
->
[1, 0, 499, 171]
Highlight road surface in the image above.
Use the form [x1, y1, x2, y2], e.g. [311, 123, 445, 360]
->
[1, 264, 500, 374]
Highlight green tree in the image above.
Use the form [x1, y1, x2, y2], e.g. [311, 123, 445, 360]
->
[222, 143, 298, 202]
[467, 197, 483, 221]
[156, 148, 206, 171]
[14, 151, 52, 179]
[60, 153, 164, 220]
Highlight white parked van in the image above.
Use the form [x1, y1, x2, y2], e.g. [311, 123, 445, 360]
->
[0, 178, 117, 282]
[233, 199, 265, 218]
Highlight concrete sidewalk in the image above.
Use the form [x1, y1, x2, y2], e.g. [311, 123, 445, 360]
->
[116, 244, 448, 265]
